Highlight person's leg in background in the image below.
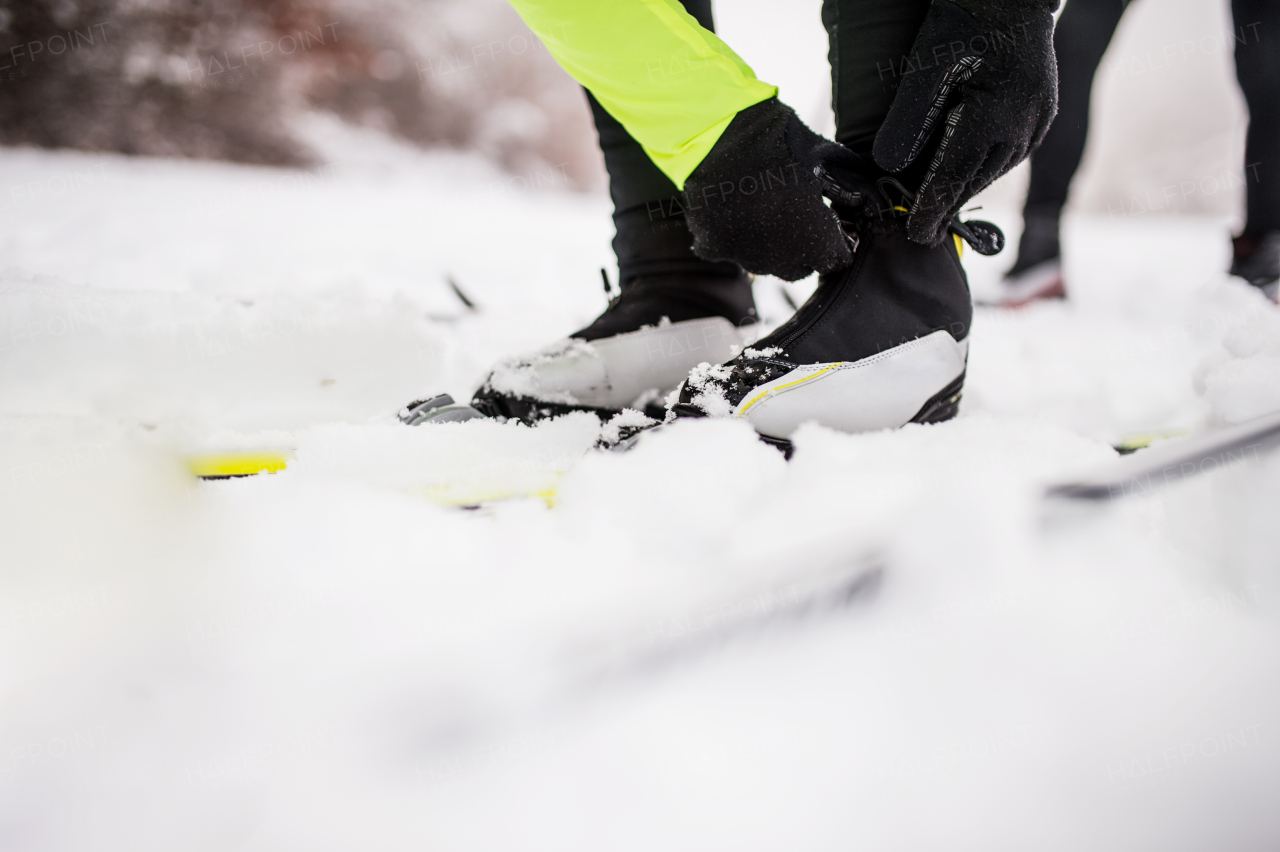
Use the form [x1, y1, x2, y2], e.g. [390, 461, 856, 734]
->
[1229, 0, 1280, 301]
[1000, 0, 1130, 306]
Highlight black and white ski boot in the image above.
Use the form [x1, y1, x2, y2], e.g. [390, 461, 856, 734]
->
[670, 181, 1001, 454]
[986, 208, 1064, 308]
[1230, 231, 1280, 303]
[464, 268, 758, 425]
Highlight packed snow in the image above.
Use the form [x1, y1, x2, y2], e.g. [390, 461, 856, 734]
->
[4, 3, 1280, 838]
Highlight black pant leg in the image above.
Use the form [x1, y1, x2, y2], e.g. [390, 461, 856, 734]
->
[1023, 0, 1129, 217]
[584, 0, 740, 283]
[820, 0, 932, 159]
[1232, 0, 1280, 236]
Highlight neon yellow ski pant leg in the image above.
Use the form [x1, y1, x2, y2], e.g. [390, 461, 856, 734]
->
[507, 0, 777, 188]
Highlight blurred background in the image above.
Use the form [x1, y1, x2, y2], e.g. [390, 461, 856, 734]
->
[0, 0, 1252, 223]
[0, 0, 606, 188]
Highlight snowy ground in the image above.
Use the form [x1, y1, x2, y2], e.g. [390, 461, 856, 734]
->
[3, 133, 1280, 851]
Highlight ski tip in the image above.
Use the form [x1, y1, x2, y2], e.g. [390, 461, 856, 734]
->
[420, 481, 559, 509]
[188, 452, 292, 479]
[1113, 430, 1190, 455]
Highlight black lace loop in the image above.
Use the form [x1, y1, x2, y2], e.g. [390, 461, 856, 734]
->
[862, 176, 1005, 257]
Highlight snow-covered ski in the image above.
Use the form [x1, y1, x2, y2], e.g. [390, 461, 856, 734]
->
[1045, 409, 1280, 502]
[190, 407, 1280, 514]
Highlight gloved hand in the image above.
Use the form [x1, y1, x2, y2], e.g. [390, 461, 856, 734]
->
[683, 98, 873, 282]
[873, 0, 1059, 246]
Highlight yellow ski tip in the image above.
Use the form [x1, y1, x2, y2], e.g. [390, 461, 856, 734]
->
[1114, 431, 1190, 455]
[188, 452, 292, 479]
[420, 484, 559, 509]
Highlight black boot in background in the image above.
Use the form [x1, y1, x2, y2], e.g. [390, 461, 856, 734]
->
[993, 207, 1065, 308]
[1229, 232, 1280, 303]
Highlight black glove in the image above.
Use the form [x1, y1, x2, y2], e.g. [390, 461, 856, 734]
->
[873, 0, 1059, 246]
[683, 98, 872, 282]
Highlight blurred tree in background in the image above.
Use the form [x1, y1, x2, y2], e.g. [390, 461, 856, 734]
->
[0, 0, 602, 187]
